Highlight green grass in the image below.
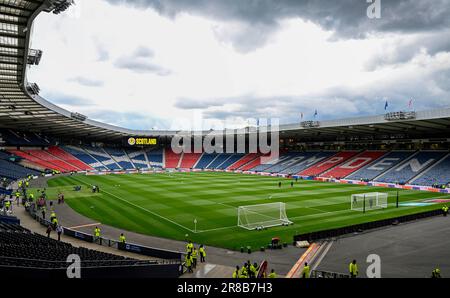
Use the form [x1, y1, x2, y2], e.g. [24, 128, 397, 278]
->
[38, 172, 449, 250]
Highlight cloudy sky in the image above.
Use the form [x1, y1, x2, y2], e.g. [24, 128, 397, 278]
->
[27, 0, 450, 130]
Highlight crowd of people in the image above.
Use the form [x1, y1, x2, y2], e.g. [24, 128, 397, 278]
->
[184, 240, 207, 273]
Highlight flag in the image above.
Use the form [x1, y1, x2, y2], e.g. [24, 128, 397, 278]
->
[314, 110, 318, 118]
[408, 99, 413, 109]
[300, 112, 304, 120]
[384, 100, 389, 110]
[257, 118, 260, 127]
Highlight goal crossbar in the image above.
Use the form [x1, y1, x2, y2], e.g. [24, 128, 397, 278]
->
[237, 202, 292, 230]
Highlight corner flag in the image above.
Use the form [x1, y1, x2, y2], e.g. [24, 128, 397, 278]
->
[384, 100, 389, 110]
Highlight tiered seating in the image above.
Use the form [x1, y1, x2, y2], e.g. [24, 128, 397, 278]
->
[206, 153, 233, 169]
[227, 153, 259, 170]
[1, 130, 51, 146]
[322, 151, 386, 179]
[104, 148, 134, 169]
[145, 148, 163, 168]
[83, 147, 121, 170]
[164, 148, 182, 168]
[0, 224, 155, 269]
[25, 150, 79, 172]
[62, 146, 107, 170]
[194, 153, 218, 169]
[278, 152, 330, 174]
[251, 152, 304, 173]
[216, 154, 245, 169]
[376, 151, 448, 184]
[179, 153, 202, 169]
[0, 159, 40, 179]
[48, 146, 92, 171]
[347, 151, 415, 181]
[9, 150, 65, 172]
[412, 153, 450, 186]
[299, 151, 360, 176]
[126, 149, 149, 169]
[240, 154, 270, 171]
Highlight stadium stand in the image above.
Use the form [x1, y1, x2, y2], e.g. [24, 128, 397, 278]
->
[376, 151, 448, 184]
[346, 151, 416, 181]
[410, 153, 450, 186]
[299, 151, 360, 176]
[0, 222, 179, 278]
[104, 147, 134, 169]
[279, 152, 334, 175]
[206, 153, 232, 169]
[252, 152, 309, 173]
[179, 153, 202, 169]
[8, 150, 65, 172]
[194, 153, 219, 169]
[126, 149, 149, 169]
[48, 146, 93, 171]
[240, 154, 270, 171]
[145, 148, 164, 168]
[322, 151, 386, 178]
[0, 153, 40, 179]
[164, 148, 182, 168]
[227, 153, 259, 170]
[82, 147, 121, 170]
[62, 146, 108, 170]
[23, 149, 79, 172]
[1, 130, 51, 147]
[216, 154, 245, 170]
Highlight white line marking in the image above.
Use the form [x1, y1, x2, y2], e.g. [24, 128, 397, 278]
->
[71, 176, 196, 233]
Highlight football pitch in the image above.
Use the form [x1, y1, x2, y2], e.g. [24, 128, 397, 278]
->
[37, 172, 449, 250]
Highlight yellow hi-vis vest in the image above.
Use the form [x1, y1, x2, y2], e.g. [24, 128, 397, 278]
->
[119, 235, 126, 243]
[302, 265, 311, 278]
[349, 263, 358, 275]
[192, 250, 197, 259]
[95, 228, 100, 237]
[199, 247, 205, 256]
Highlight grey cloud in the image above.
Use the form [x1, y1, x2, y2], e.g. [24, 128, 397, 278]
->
[69, 76, 104, 87]
[104, 0, 450, 53]
[366, 30, 450, 71]
[88, 110, 170, 130]
[175, 66, 450, 124]
[114, 46, 171, 75]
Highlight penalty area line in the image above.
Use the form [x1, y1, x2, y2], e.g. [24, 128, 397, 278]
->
[70, 176, 196, 234]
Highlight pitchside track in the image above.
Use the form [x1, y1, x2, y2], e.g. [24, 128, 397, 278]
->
[33, 172, 450, 250]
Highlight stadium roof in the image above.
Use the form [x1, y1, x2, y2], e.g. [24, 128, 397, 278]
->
[0, 0, 450, 143]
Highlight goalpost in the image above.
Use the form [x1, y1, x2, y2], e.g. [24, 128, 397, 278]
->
[351, 192, 388, 212]
[237, 202, 292, 230]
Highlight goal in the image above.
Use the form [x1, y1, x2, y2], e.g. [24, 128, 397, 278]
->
[351, 192, 388, 212]
[237, 202, 292, 230]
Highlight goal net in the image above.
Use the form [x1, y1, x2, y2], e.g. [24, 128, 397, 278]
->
[351, 192, 388, 212]
[237, 202, 292, 230]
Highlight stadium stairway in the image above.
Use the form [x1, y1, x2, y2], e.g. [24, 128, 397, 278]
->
[216, 154, 245, 170]
[241, 154, 270, 171]
[126, 149, 150, 169]
[346, 151, 416, 181]
[410, 152, 450, 186]
[205, 153, 231, 169]
[280, 152, 335, 175]
[299, 151, 360, 177]
[227, 153, 259, 170]
[376, 151, 448, 184]
[179, 153, 202, 169]
[48, 146, 93, 171]
[145, 148, 163, 168]
[164, 148, 182, 168]
[25, 149, 79, 172]
[8, 149, 67, 172]
[104, 147, 134, 169]
[62, 146, 108, 171]
[82, 147, 121, 170]
[194, 153, 219, 169]
[321, 151, 387, 179]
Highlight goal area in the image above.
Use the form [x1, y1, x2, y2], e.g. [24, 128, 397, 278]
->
[237, 202, 292, 230]
[351, 192, 388, 212]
